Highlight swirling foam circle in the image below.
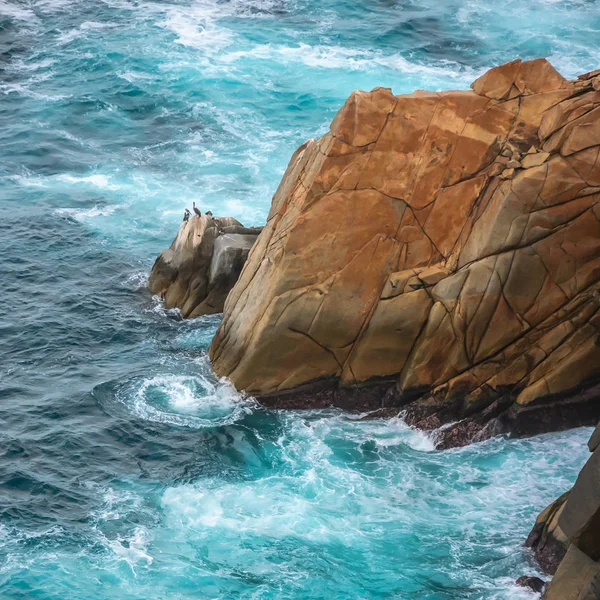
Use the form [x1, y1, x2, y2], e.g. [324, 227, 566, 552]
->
[120, 374, 253, 428]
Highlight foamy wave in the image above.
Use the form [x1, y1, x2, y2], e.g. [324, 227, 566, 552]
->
[147, 296, 184, 320]
[55, 205, 117, 221]
[115, 70, 156, 83]
[11, 172, 117, 191]
[0, 82, 68, 101]
[219, 43, 477, 82]
[289, 410, 437, 453]
[160, 411, 434, 545]
[162, 480, 320, 539]
[123, 270, 149, 291]
[106, 527, 153, 571]
[548, 48, 600, 80]
[158, 0, 296, 53]
[7, 58, 56, 72]
[120, 374, 254, 428]
[159, 1, 234, 52]
[9, 174, 48, 188]
[0, 0, 39, 22]
[56, 174, 120, 190]
[56, 21, 117, 44]
[87, 484, 154, 572]
[494, 581, 543, 599]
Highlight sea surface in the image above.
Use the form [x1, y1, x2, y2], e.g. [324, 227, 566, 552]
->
[1, 0, 599, 597]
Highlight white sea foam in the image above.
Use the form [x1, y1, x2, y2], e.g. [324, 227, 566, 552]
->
[56, 21, 117, 45]
[12, 171, 118, 191]
[115, 70, 156, 83]
[549, 48, 600, 80]
[159, 419, 591, 592]
[156, 0, 299, 55]
[106, 527, 153, 571]
[85, 484, 155, 573]
[147, 296, 184, 320]
[56, 173, 120, 190]
[7, 58, 56, 72]
[218, 43, 478, 85]
[159, 1, 235, 53]
[0, 82, 69, 101]
[160, 411, 439, 549]
[123, 270, 149, 291]
[162, 480, 320, 539]
[0, 0, 39, 22]
[55, 205, 117, 221]
[123, 374, 253, 428]
[300, 410, 437, 453]
[9, 174, 49, 188]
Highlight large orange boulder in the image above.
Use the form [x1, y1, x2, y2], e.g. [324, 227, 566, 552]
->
[209, 59, 600, 446]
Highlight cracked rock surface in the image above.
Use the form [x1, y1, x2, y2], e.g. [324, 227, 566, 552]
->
[209, 59, 600, 447]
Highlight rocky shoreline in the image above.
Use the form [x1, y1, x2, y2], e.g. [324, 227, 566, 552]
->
[240, 376, 600, 449]
[149, 60, 600, 450]
[150, 58, 600, 599]
[151, 62, 600, 449]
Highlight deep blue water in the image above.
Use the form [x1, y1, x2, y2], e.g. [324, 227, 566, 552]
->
[1, 0, 599, 597]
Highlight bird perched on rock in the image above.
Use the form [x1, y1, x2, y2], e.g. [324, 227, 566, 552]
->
[183, 208, 191, 222]
[193, 202, 202, 217]
[206, 211, 213, 217]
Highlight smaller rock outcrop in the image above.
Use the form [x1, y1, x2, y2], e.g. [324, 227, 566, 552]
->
[528, 422, 600, 599]
[527, 490, 571, 573]
[148, 212, 262, 317]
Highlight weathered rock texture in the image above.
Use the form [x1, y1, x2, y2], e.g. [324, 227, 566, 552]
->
[210, 59, 600, 446]
[527, 490, 571, 573]
[528, 423, 600, 599]
[149, 214, 262, 318]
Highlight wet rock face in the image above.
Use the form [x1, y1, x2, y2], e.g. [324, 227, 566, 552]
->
[148, 214, 262, 318]
[516, 576, 546, 594]
[526, 491, 571, 574]
[530, 423, 600, 599]
[209, 59, 600, 444]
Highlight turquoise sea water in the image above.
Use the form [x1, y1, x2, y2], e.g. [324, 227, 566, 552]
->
[1, 0, 599, 597]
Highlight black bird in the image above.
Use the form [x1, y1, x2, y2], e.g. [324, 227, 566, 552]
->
[183, 208, 191, 222]
[193, 202, 202, 217]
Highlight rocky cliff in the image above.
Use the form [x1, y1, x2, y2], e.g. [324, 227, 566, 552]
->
[527, 424, 600, 599]
[210, 59, 600, 447]
[149, 213, 262, 317]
